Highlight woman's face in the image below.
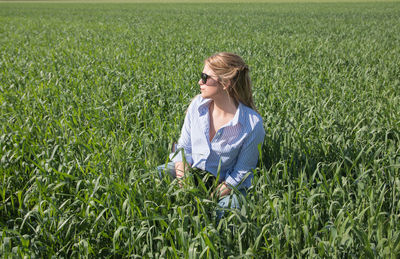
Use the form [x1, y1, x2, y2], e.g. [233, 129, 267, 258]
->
[199, 64, 223, 99]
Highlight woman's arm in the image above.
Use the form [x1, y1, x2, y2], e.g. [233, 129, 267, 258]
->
[170, 96, 200, 177]
[224, 121, 265, 189]
[213, 121, 265, 198]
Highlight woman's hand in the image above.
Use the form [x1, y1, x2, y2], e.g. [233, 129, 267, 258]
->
[175, 161, 190, 187]
[212, 182, 231, 199]
[174, 161, 188, 178]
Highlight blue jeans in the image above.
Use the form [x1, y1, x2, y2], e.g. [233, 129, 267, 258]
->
[157, 162, 247, 222]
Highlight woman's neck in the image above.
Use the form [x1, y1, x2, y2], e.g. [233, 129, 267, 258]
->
[211, 94, 238, 117]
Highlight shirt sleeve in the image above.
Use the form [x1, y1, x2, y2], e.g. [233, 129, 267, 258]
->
[169, 97, 198, 165]
[225, 120, 265, 189]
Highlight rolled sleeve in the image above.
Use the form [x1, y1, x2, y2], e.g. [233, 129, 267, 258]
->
[225, 121, 265, 189]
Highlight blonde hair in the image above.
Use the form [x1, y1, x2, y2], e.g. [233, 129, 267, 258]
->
[205, 52, 258, 112]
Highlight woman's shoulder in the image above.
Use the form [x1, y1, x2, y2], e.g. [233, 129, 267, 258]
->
[239, 103, 265, 132]
[188, 95, 209, 110]
[190, 94, 203, 105]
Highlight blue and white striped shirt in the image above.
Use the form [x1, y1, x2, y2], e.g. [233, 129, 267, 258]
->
[170, 95, 265, 189]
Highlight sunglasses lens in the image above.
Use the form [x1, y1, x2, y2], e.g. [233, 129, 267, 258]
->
[201, 73, 208, 84]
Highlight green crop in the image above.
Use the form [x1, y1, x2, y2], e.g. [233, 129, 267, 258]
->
[1, 1, 399, 257]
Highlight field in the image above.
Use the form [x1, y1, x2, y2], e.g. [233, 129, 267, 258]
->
[1, 1, 400, 257]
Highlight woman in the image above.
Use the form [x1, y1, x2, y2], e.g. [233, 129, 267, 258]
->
[158, 52, 265, 217]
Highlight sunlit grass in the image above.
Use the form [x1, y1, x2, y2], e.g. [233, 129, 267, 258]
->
[1, 1, 399, 257]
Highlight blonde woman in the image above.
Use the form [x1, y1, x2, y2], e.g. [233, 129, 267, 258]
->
[158, 52, 265, 219]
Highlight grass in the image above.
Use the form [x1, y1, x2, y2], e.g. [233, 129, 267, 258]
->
[1, 1, 400, 257]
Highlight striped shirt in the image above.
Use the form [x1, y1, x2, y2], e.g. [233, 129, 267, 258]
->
[170, 95, 265, 189]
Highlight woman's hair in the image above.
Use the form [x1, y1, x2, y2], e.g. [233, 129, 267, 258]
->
[205, 52, 258, 112]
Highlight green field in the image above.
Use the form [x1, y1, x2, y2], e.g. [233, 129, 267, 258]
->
[1, 1, 400, 257]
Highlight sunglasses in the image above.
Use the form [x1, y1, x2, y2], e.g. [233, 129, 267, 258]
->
[201, 73, 216, 84]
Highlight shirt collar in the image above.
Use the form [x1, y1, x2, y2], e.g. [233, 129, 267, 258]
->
[198, 98, 244, 127]
[197, 98, 212, 116]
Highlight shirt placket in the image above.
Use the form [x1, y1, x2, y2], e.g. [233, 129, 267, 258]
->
[197, 106, 211, 170]
[212, 128, 223, 143]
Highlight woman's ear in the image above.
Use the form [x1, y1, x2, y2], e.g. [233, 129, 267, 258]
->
[222, 81, 231, 91]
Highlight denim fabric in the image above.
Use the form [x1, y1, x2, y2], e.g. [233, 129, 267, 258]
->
[157, 162, 176, 179]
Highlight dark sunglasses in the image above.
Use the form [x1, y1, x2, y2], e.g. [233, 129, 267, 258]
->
[201, 73, 215, 84]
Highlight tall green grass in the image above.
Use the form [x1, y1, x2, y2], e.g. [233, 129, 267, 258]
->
[1, 2, 399, 257]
